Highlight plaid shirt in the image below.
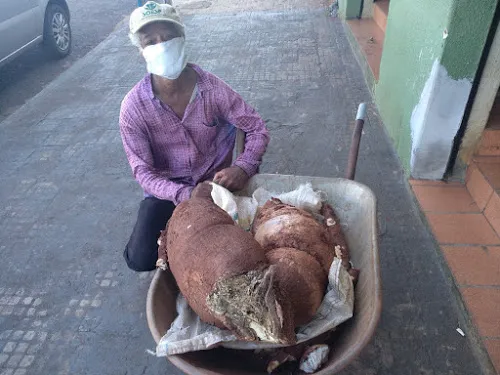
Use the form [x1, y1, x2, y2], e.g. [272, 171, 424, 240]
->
[119, 64, 269, 205]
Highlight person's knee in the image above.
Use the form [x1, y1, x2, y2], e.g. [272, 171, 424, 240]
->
[123, 197, 174, 273]
[123, 245, 156, 272]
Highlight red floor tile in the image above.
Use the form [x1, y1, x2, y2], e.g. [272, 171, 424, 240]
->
[484, 339, 500, 374]
[485, 192, 500, 237]
[346, 19, 384, 80]
[477, 162, 500, 191]
[442, 246, 500, 285]
[410, 179, 462, 187]
[461, 287, 500, 337]
[473, 156, 500, 164]
[412, 185, 479, 213]
[467, 164, 494, 211]
[426, 213, 500, 245]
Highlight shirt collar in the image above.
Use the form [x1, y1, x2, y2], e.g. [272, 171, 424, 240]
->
[144, 63, 213, 100]
[190, 63, 214, 94]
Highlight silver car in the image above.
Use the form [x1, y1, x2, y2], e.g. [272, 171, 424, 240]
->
[0, 0, 71, 68]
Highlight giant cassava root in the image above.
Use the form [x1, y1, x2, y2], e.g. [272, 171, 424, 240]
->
[158, 196, 296, 345]
[253, 198, 358, 282]
[157, 189, 356, 344]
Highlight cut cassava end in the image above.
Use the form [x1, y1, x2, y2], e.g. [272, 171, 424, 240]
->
[206, 266, 296, 345]
[167, 224, 269, 328]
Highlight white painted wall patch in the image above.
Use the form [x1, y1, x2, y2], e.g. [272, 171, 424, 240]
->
[410, 60, 472, 179]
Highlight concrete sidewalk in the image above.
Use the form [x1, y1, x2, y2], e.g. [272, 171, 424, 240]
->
[0, 3, 490, 375]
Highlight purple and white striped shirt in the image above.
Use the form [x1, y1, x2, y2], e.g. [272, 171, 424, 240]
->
[119, 64, 269, 205]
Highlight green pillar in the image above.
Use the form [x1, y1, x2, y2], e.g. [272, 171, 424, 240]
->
[338, 0, 362, 19]
[375, 0, 498, 179]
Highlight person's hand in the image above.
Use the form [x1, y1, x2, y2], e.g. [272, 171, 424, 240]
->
[191, 182, 213, 200]
[213, 166, 249, 192]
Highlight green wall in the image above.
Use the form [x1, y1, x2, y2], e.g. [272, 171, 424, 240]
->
[442, 1, 498, 80]
[338, 0, 362, 19]
[375, 0, 498, 173]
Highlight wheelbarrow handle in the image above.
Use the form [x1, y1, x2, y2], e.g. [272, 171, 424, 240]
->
[235, 128, 246, 158]
[345, 103, 366, 181]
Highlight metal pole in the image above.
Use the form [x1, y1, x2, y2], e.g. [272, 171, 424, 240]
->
[345, 103, 366, 181]
[234, 128, 246, 160]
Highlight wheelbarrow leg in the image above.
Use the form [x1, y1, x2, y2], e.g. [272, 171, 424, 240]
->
[345, 103, 367, 181]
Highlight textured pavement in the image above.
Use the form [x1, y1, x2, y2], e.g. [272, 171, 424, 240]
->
[0, 3, 491, 375]
[174, 0, 328, 14]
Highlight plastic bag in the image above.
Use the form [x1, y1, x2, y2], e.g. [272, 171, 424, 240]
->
[210, 182, 324, 231]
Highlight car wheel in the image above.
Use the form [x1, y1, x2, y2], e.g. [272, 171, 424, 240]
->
[43, 3, 71, 58]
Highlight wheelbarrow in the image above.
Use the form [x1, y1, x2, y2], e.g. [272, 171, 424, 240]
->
[146, 103, 382, 374]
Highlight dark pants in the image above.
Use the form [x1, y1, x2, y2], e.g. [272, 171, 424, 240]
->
[123, 197, 176, 272]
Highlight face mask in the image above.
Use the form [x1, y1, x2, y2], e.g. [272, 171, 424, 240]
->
[142, 37, 187, 80]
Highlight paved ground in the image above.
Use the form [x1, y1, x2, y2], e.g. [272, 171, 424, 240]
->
[0, 0, 135, 122]
[174, 0, 329, 14]
[0, 1, 493, 374]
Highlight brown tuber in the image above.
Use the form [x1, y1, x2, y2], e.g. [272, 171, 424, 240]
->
[252, 198, 335, 276]
[158, 196, 296, 345]
[158, 190, 356, 345]
[253, 198, 358, 282]
[266, 248, 326, 326]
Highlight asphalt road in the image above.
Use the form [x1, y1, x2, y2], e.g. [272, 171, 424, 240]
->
[0, 0, 137, 123]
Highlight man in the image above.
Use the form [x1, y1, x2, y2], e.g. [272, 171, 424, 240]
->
[119, 1, 269, 272]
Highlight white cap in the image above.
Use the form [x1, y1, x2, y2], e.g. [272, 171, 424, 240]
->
[129, 1, 185, 35]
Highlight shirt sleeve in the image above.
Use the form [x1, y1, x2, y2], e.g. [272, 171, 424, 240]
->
[119, 100, 193, 205]
[215, 79, 270, 177]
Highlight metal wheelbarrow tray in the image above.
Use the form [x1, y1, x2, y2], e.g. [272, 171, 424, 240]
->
[146, 104, 381, 374]
[146, 174, 381, 374]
